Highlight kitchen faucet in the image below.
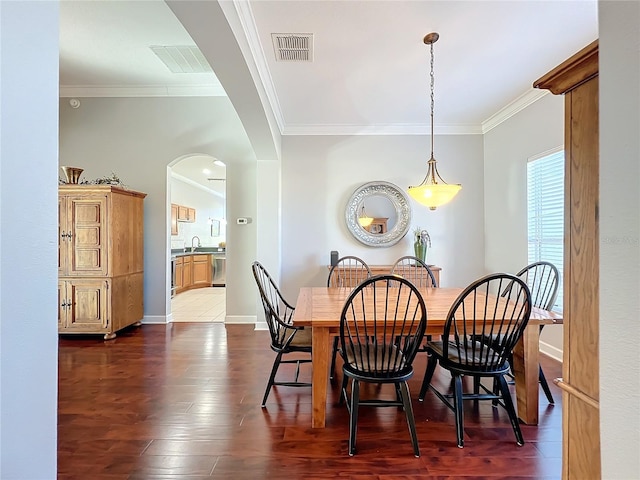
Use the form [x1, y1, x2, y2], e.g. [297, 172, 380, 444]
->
[191, 236, 201, 252]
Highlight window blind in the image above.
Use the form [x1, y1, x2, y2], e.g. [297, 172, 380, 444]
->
[527, 150, 564, 312]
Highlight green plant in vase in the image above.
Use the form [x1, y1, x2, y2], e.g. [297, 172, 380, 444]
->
[413, 227, 431, 264]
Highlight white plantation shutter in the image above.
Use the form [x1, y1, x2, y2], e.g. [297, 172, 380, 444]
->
[527, 150, 564, 312]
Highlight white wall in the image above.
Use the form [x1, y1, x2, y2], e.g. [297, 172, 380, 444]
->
[225, 159, 258, 322]
[279, 133, 485, 301]
[483, 93, 565, 358]
[0, 2, 58, 478]
[599, 1, 640, 477]
[59, 97, 256, 322]
[254, 159, 283, 328]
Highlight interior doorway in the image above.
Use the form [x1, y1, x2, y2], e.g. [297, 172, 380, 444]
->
[169, 154, 227, 323]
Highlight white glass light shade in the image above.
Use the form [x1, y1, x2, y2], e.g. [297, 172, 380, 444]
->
[408, 183, 461, 211]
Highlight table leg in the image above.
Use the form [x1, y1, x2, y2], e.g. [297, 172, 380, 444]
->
[311, 326, 330, 428]
[512, 323, 540, 425]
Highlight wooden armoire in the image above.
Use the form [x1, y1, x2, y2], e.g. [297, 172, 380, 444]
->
[58, 185, 147, 340]
[534, 41, 600, 479]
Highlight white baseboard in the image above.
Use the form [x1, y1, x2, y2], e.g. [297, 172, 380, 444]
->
[254, 321, 268, 331]
[540, 341, 563, 363]
[225, 315, 257, 324]
[142, 315, 168, 324]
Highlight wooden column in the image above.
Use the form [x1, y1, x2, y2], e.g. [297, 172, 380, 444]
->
[534, 40, 600, 480]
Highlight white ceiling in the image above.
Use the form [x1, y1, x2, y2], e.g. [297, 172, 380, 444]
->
[59, 0, 598, 187]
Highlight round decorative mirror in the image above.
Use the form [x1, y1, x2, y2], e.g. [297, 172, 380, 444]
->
[345, 181, 412, 247]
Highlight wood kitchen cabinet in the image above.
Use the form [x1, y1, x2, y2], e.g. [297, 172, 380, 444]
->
[174, 254, 212, 294]
[177, 205, 189, 221]
[182, 255, 193, 290]
[171, 204, 179, 235]
[176, 204, 196, 223]
[58, 185, 146, 339]
[174, 256, 184, 290]
[192, 254, 211, 286]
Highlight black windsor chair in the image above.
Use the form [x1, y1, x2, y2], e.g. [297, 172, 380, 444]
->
[477, 261, 560, 403]
[418, 273, 532, 448]
[252, 261, 312, 407]
[339, 274, 427, 456]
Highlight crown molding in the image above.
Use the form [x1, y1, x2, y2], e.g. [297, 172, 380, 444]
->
[59, 84, 227, 98]
[481, 88, 549, 134]
[59, 84, 547, 137]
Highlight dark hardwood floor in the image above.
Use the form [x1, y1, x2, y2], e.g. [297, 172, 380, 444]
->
[58, 324, 563, 479]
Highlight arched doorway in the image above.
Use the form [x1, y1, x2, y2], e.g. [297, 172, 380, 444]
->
[169, 154, 226, 322]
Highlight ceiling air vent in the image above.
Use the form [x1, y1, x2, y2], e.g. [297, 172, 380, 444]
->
[271, 34, 313, 62]
[150, 45, 212, 74]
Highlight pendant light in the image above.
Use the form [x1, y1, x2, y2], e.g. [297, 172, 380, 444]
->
[408, 32, 462, 210]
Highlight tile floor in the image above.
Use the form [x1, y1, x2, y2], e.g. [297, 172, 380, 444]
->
[171, 287, 226, 323]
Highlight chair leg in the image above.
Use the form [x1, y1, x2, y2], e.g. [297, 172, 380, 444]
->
[348, 379, 360, 456]
[539, 364, 555, 404]
[398, 381, 420, 457]
[496, 374, 524, 446]
[395, 383, 403, 408]
[329, 337, 340, 380]
[418, 353, 438, 401]
[473, 376, 481, 395]
[491, 377, 502, 406]
[453, 374, 465, 448]
[262, 352, 283, 407]
[339, 373, 348, 405]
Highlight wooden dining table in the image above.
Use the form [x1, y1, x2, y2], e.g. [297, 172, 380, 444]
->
[292, 286, 563, 428]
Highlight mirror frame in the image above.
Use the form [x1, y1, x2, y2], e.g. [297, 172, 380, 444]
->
[345, 181, 412, 247]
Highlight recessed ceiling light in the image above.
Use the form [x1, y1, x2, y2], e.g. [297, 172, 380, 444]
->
[203, 168, 211, 175]
[213, 160, 226, 167]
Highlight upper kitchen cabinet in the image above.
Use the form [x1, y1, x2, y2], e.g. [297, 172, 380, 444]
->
[176, 203, 196, 223]
[171, 204, 179, 235]
[58, 185, 146, 339]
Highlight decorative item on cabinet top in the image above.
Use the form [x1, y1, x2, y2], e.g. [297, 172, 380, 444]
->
[60, 166, 84, 184]
[59, 168, 126, 187]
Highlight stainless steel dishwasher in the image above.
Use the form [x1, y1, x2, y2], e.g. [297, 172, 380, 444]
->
[211, 252, 226, 287]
